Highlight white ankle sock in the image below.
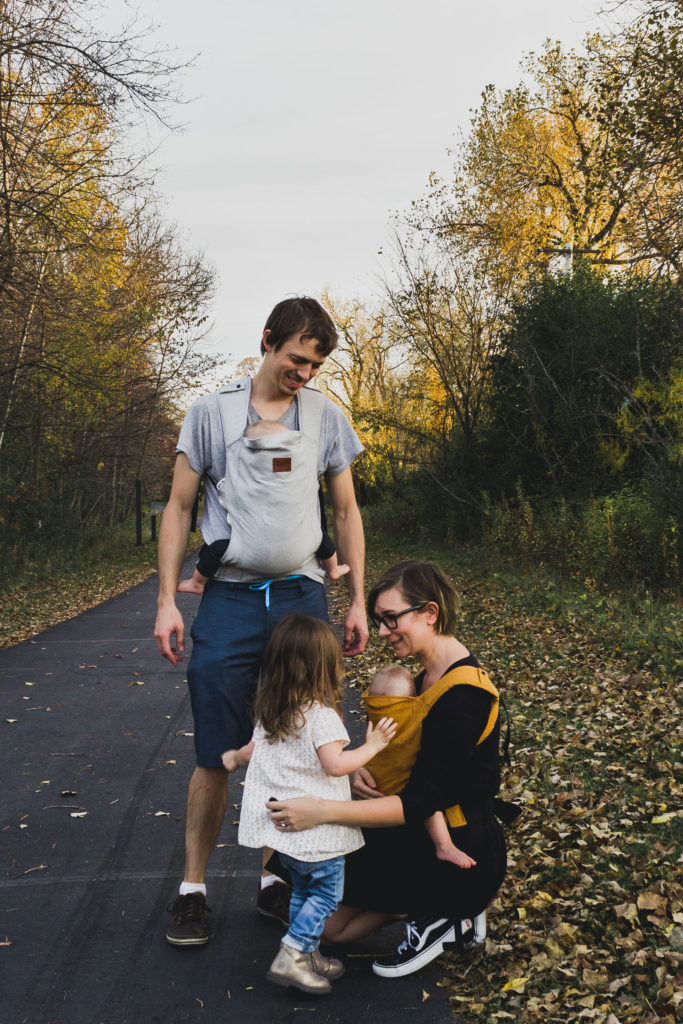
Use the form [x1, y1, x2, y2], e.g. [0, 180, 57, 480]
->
[179, 881, 207, 897]
[260, 874, 280, 890]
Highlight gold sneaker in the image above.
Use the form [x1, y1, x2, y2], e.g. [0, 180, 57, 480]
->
[266, 942, 332, 994]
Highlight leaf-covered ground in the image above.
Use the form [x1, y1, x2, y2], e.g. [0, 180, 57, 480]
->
[0, 560, 157, 649]
[331, 548, 682, 1024]
[2, 540, 680, 1022]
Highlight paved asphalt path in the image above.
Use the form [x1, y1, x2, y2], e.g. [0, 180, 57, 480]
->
[1, 560, 464, 1024]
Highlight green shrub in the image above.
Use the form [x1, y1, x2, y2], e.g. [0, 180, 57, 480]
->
[0, 515, 159, 595]
[480, 484, 680, 594]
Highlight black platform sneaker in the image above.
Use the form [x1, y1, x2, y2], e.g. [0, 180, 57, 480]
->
[372, 917, 455, 977]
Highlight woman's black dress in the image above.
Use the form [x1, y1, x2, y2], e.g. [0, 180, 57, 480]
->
[342, 656, 507, 920]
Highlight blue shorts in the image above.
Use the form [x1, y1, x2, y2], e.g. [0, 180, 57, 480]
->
[187, 576, 328, 766]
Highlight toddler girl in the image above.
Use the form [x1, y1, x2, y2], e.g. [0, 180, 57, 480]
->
[222, 613, 396, 995]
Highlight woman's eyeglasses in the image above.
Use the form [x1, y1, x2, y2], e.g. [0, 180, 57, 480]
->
[370, 603, 426, 631]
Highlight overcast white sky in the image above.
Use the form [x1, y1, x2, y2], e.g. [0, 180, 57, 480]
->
[110, 0, 613, 369]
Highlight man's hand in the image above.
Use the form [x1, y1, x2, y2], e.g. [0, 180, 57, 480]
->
[350, 767, 384, 799]
[154, 453, 199, 667]
[342, 603, 369, 656]
[154, 603, 185, 666]
[326, 467, 367, 655]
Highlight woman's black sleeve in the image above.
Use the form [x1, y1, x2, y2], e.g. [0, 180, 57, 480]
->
[398, 686, 501, 826]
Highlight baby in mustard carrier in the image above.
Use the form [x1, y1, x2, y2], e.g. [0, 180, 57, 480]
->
[363, 665, 475, 869]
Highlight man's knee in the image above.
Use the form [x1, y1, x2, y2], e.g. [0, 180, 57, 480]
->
[189, 765, 228, 799]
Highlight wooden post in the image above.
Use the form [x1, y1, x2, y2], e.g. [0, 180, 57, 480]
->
[135, 480, 142, 546]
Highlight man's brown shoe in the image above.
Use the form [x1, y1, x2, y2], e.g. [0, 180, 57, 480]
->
[166, 892, 211, 946]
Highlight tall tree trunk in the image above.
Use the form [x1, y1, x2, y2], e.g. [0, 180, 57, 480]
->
[0, 249, 48, 456]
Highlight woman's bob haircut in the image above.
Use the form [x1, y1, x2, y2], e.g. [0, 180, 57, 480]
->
[367, 559, 461, 636]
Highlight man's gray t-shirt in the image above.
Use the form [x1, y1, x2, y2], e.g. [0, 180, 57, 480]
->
[176, 386, 364, 584]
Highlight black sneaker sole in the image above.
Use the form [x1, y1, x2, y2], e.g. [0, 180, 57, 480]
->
[372, 924, 455, 978]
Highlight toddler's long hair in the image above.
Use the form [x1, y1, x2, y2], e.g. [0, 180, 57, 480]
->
[254, 614, 343, 741]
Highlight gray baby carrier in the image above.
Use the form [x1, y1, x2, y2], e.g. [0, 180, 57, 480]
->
[213, 377, 324, 576]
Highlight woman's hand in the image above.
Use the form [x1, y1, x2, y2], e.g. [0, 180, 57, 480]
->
[350, 767, 385, 799]
[266, 796, 326, 832]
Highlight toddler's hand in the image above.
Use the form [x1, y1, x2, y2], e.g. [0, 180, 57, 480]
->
[221, 749, 240, 772]
[366, 716, 397, 751]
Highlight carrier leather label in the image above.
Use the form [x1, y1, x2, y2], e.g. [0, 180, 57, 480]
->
[272, 457, 292, 473]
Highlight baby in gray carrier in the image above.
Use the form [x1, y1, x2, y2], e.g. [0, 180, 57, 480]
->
[177, 419, 349, 595]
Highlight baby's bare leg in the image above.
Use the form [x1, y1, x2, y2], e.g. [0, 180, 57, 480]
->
[320, 552, 350, 580]
[425, 812, 476, 868]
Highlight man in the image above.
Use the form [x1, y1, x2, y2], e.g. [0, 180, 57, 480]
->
[154, 296, 368, 946]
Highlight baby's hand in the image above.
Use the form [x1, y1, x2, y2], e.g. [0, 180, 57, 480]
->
[221, 749, 240, 772]
[436, 844, 477, 869]
[366, 716, 397, 751]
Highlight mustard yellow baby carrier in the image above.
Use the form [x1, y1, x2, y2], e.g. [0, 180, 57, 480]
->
[362, 665, 499, 828]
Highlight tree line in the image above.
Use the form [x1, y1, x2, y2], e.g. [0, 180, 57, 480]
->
[1, 0, 679, 596]
[320, 0, 682, 592]
[0, 0, 216, 561]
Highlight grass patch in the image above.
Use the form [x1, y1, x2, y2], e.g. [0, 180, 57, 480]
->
[478, 560, 682, 682]
[388, 536, 682, 682]
[0, 518, 186, 649]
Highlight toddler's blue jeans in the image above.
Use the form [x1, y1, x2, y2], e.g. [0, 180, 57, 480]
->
[278, 853, 345, 953]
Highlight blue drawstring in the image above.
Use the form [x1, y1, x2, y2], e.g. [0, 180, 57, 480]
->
[248, 575, 303, 611]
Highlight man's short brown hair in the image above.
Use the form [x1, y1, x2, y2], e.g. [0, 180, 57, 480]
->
[261, 296, 338, 356]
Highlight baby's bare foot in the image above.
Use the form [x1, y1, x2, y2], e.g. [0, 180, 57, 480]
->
[436, 847, 477, 869]
[327, 563, 350, 580]
[177, 578, 205, 595]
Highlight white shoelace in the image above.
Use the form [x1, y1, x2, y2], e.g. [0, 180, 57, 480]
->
[397, 921, 421, 954]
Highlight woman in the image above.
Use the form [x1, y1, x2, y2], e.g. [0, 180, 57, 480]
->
[268, 559, 509, 978]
